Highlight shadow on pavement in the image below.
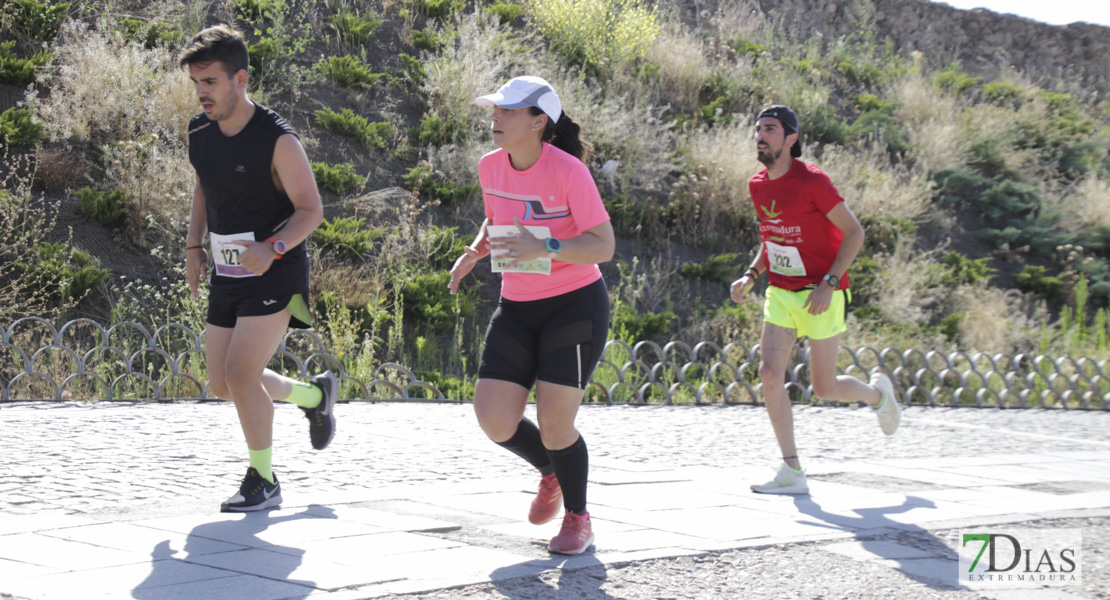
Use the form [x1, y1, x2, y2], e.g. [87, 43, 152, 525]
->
[131, 505, 334, 599]
[793, 494, 964, 591]
[490, 552, 625, 600]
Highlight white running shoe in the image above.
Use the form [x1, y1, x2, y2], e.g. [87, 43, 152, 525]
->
[751, 461, 809, 494]
[870, 371, 901, 435]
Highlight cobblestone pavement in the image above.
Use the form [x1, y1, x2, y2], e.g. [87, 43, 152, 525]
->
[1, 402, 1108, 599]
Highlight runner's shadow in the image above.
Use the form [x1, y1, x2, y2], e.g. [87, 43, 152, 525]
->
[131, 505, 335, 598]
[793, 495, 962, 590]
[490, 553, 625, 600]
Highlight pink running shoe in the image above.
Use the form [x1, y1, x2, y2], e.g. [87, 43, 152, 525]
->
[529, 473, 562, 525]
[548, 511, 594, 555]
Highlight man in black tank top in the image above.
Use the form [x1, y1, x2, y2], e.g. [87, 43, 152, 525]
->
[180, 25, 338, 513]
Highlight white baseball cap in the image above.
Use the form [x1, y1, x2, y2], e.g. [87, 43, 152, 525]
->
[475, 76, 562, 123]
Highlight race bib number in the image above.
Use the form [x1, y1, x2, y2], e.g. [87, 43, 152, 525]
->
[488, 225, 552, 275]
[210, 232, 258, 278]
[765, 240, 806, 277]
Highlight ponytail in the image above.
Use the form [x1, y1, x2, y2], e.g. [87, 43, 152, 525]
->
[530, 108, 592, 164]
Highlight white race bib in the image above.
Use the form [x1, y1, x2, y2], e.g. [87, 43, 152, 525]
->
[487, 225, 552, 275]
[210, 232, 259, 278]
[765, 240, 806, 277]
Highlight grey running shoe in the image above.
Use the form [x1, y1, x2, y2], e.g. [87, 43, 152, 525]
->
[302, 370, 338, 450]
[221, 467, 281, 512]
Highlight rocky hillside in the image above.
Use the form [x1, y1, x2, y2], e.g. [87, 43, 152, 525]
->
[1, 0, 1108, 393]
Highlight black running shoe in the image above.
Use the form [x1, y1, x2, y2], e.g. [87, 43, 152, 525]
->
[301, 370, 337, 450]
[220, 467, 281, 513]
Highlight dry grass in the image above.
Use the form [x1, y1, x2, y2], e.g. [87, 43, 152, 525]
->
[102, 137, 193, 228]
[891, 75, 969, 173]
[422, 11, 528, 137]
[951, 284, 1039, 354]
[32, 21, 194, 144]
[871, 239, 945, 325]
[643, 19, 711, 112]
[816, 143, 932, 224]
[682, 119, 761, 203]
[1058, 174, 1110, 230]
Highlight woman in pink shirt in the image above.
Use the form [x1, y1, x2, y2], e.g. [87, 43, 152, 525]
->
[448, 76, 615, 555]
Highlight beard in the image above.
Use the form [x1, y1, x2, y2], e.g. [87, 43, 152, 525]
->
[756, 145, 781, 166]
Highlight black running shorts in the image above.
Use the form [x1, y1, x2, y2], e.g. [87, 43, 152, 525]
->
[206, 293, 312, 329]
[478, 278, 610, 389]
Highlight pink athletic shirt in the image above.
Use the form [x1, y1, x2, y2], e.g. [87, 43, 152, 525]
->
[479, 142, 610, 301]
[749, 159, 850, 291]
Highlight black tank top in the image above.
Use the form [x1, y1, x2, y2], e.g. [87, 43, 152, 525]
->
[188, 104, 309, 298]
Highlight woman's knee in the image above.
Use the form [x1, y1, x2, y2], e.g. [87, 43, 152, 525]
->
[758, 361, 786, 384]
[207, 377, 230, 400]
[474, 396, 522, 441]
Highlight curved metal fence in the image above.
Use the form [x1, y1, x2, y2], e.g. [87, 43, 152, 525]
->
[2, 317, 1107, 408]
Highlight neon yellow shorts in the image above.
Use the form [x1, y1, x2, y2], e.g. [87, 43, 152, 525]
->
[763, 285, 850, 340]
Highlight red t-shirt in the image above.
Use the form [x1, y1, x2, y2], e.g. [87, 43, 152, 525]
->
[749, 160, 850, 291]
[479, 142, 610, 301]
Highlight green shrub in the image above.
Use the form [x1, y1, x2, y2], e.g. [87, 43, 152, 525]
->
[412, 28, 447, 52]
[6, 0, 70, 41]
[934, 62, 981, 94]
[983, 81, 1024, 107]
[409, 114, 467, 146]
[248, 37, 281, 81]
[938, 313, 962, 343]
[611, 302, 675, 343]
[1015, 265, 1065, 304]
[980, 179, 1039, 220]
[315, 108, 394, 152]
[74, 187, 128, 229]
[0, 41, 51, 86]
[311, 162, 363, 195]
[529, 0, 660, 76]
[678, 253, 740, 284]
[409, 0, 465, 18]
[231, 0, 276, 20]
[317, 55, 383, 89]
[0, 108, 42, 151]
[727, 37, 765, 57]
[419, 225, 467, 270]
[399, 53, 426, 87]
[929, 169, 990, 207]
[402, 165, 479, 209]
[486, 1, 524, 24]
[805, 104, 850, 146]
[836, 58, 885, 87]
[329, 10, 383, 45]
[848, 107, 908, 156]
[965, 138, 1009, 178]
[16, 242, 108, 307]
[313, 216, 382, 261]
[117, 18, 182, 49]
[940, 251, 995, 285]
[402, 271, 475, 333]
[1058, 141, 1104, 180]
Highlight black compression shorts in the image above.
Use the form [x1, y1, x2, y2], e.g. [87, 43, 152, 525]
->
[478, 278, 610, 389]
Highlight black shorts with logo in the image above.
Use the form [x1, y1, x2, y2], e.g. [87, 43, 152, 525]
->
[477, 278, 610, 389]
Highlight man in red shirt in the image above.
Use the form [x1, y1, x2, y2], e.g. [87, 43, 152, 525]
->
[730, 105, 901, 494]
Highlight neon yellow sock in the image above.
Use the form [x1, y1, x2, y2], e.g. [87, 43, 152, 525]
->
[281, 380, 322, 409]
[249, 447, 274, 483]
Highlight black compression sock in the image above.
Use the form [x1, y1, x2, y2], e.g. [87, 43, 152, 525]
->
[548, 435, 588, 515]
[495, 418, 554, 476]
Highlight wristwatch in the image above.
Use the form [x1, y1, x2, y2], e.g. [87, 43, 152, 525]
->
[544, 237, 563, 253]
[822, 273, 840, 289]
[267, 237, 287, 257]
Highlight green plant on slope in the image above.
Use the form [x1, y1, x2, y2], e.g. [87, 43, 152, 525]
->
[529, 0, 660, 77]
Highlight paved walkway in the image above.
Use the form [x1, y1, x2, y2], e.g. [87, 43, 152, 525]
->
[0, 402, 1108, 599]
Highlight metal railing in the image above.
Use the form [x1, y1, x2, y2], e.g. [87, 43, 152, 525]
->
[2, 317, 1107, 408]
